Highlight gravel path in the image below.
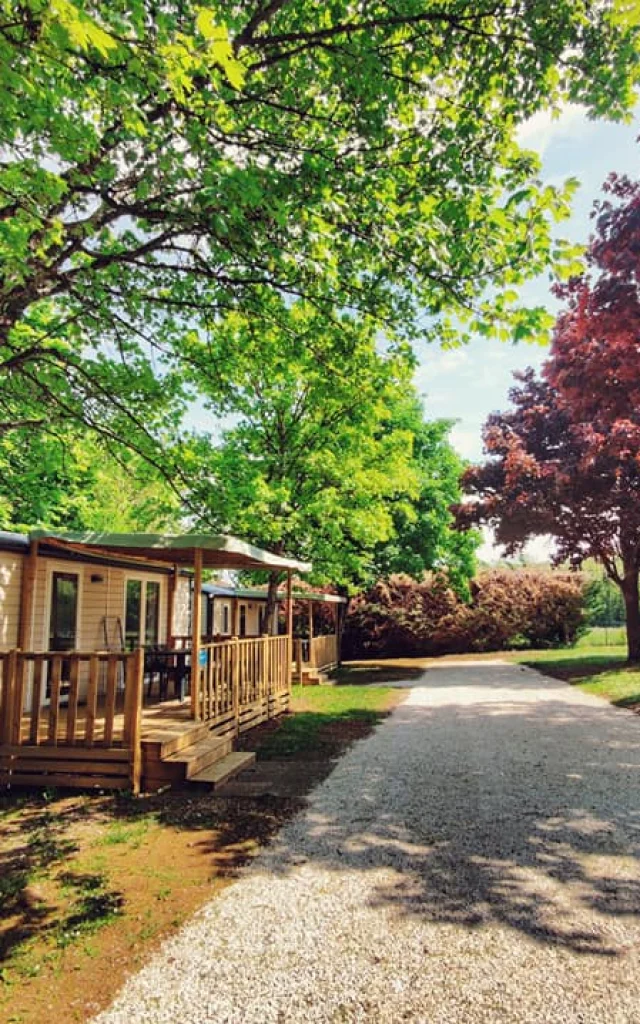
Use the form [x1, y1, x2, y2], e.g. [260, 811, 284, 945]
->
[96, 663, 640, 1023]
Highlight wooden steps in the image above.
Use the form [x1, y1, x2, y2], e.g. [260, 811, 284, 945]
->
[190, 751, 256, 788]
[299, 669, 330, 686]
[162, 734, 234, 778]
[143, 721, 211, 760]
[141, 715, 258, 791]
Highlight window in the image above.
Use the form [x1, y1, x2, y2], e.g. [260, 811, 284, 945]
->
[222, 604, 230, 634]
[49, 572, 79, 652]
[145, 581, 160, 645]
[125, 578, 161, 648]
[125, 580, 142, 649]
[239, 604, 247, 637]
[48, 571, 79, 695]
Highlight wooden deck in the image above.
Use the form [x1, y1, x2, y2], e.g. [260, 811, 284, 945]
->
[12, 695, 193, 747]
[1, 637, 292, 792]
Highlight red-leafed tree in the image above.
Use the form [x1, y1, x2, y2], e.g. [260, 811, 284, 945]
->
[456, 175, 640, 662]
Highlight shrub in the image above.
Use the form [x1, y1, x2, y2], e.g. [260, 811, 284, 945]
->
[343, 569, 586, 658]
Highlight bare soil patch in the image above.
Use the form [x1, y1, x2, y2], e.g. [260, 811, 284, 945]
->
[0, 788, 302, 1024]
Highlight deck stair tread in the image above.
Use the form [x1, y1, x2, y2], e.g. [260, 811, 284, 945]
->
[189, 751, 256, 788]
[300, 670, 330, 686]
[161, 734, 233, 778]
[142, 722, 211, 759]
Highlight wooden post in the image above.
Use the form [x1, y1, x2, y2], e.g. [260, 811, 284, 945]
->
[18, 540, 39, 650]
[129, 648, 144, 795]
[191, 548, 203, 720]
[232, 636, 240, 735]
[286, 571, 293, 691]
[295, 638, 303, 684]
[337, 601, 345, 666]
[4, 650, 17, 744]
[166, 565, 178, 646]
[308, 599, 314, 666]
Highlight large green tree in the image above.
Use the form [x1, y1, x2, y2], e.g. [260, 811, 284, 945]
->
[0, 427, 182, 531]
[179, 299, 426, 618]
[2, 0, 640, 454]
[371, 400, 478, 592]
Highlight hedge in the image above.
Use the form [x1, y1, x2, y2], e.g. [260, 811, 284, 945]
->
[343, 569, 586, 657]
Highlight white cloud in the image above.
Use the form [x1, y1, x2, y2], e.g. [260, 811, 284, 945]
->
[516, 103, 594, 158]
[477, 527, 556, 565]
[449, 424, 483, 461]
[414, 347, 470, 387]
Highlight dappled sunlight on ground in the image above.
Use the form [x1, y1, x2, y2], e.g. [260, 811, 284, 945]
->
[96, 663, 640, 1024]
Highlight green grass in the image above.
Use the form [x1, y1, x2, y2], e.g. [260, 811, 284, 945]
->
[255, 683, 403, 760]
[514, 648, 627, 671]
[576, 626, 626, 648]
[576, 666, 640, 708]
[512, 640, 640, 710]
[95, 817, 153, 849]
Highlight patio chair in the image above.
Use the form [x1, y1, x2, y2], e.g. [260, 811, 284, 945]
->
[144, 646, 177, 702]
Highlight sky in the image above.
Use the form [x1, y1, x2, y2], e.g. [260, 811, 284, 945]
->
[414, 105, 640, 562]
[417, 104, 640, 465]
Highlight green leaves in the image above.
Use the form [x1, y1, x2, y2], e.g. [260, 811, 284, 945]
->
[48, 0, 118, 58]
[610, 0, 640, 28]
[195, 10, 246, 88]
[2, 0, 640, 535]
[177, 296, 475, 590]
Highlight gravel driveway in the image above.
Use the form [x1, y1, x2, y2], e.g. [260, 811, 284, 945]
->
[95, 663, 640, 1023]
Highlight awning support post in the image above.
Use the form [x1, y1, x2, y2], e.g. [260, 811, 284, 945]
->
[286, 571, 293, 690]
[192, 548, 203, 720]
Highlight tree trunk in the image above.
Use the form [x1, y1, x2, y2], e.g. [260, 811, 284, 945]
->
[264, 571, 282, 636]
[621, 571, 640, 663]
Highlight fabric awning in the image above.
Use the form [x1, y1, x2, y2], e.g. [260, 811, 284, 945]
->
[28, 529, 311, 574]
[201, 583, 346, 604]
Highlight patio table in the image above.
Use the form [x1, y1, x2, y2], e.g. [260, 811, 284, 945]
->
[144, 646, 191, 702]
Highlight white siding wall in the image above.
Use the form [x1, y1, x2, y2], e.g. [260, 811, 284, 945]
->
[213, 598, 231, 635]
[0, 550, 22, 649]
[173, 576, 191, 636]
[212, 598, 262, 636]
[28, 557, 168, 652]
[244, 601, 262, 635]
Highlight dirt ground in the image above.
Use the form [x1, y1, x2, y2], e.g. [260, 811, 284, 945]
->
[0, 705, 399, 1024]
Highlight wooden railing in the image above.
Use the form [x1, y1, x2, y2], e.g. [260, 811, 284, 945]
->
[0, 649, 144, 792]
[171, 633, 217, 649]
[300, 634, 339, 670]
[310, 633, 338, 670]
[196, 635, 290, 731]
[171, 632, 262, 648]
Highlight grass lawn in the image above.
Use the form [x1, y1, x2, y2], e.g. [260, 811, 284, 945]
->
[0, 681, 405, 1024]
[254, 682, 403, 759]
[512, 643, 640, 711]
[576, 625, 627, 648]
[510, 647, 628, 675]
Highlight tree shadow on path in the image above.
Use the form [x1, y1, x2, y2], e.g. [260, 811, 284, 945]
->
[257, 668, 640, 957]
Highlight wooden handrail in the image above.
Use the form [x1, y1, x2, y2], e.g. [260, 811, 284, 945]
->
[301, 633, 339, 670]
[0, 636, 292, 790]
[2, 649, 134, 750]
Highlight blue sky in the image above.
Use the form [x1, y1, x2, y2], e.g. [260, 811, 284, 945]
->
[416, 104, 639, 561]
[417, 104, 640, 466]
